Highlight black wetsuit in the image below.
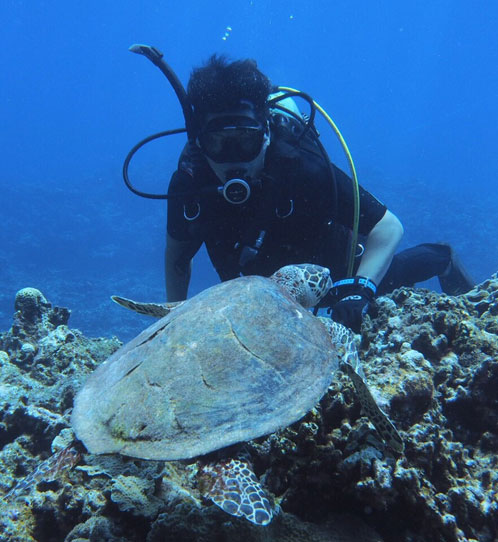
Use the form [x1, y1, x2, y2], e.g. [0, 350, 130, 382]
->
[166, 122, 465, 297]
[167, 125, 386, 283]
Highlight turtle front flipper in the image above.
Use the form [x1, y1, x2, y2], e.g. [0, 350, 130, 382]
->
[319, 318, 404, 453]
[111, 296, 184, 318]
[341, 361, 404, 453]
[198, 458, 273, 526]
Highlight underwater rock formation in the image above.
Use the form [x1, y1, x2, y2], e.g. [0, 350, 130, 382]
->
[0, 278, 497, 542]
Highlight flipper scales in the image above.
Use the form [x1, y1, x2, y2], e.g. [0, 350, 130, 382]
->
[111, 295, 183, 317]
[199, 458, 273, 526]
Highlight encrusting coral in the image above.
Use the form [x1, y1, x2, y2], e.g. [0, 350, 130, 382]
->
[0, 277, 497, 542]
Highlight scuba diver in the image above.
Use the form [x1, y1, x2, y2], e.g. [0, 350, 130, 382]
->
[124, 49, 474, 333]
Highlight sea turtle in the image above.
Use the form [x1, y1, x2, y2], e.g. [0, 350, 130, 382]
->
[76, 264, 402, 522]
[6, 264, 403, 527]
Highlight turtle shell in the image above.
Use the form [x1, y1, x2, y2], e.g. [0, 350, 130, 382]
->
[72, 275, 338, 460]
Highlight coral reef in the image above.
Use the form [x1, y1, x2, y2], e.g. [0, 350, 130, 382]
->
[0, 277, 497, 541]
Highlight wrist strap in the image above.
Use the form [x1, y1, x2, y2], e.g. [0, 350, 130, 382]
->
[333, 276, 377, 295]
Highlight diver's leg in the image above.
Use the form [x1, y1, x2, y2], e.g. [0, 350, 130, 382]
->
[438, 244, 475, 295]
[378, 243, 474, 295]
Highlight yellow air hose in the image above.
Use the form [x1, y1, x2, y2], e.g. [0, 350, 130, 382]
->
[277, 86, 360, 277]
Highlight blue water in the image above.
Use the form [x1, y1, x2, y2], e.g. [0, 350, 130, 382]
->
[2, 1, 497, 341]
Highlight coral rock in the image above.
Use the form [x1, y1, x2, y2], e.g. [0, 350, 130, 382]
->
[1, 280, 498, 542]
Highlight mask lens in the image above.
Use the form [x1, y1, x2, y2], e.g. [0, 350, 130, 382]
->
[199, 125, 265, 163]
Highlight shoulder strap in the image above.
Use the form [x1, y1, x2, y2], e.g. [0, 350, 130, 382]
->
[269, 112, 324, 159]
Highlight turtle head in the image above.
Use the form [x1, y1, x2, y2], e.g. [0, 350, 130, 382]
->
[270, 264, 332, 308]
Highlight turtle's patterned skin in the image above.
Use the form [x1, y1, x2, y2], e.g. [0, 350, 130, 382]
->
[199, 457, 273, 525]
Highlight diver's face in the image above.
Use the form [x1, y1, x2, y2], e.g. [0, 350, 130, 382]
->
[198, 107, 270, 182]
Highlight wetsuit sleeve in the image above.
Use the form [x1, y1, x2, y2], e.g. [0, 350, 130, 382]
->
[332, 164, 387, 234]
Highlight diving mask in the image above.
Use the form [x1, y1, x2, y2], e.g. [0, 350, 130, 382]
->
[198, 115, 266, 163]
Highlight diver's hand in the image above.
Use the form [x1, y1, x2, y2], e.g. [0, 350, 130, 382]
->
[330, 277, 376, 333]
[331, 294, 371, 333]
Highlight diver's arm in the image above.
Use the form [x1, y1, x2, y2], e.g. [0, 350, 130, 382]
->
[356, 210, 404, 285]
[165, 234, 202, 301]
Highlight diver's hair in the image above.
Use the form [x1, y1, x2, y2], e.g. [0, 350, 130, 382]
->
[187, 55, 272, 125]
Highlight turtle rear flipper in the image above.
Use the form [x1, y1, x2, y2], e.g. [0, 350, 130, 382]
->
[5, 444, 81, 502]
[111, 295, 184, 318]
[199, 458, 273, 526]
